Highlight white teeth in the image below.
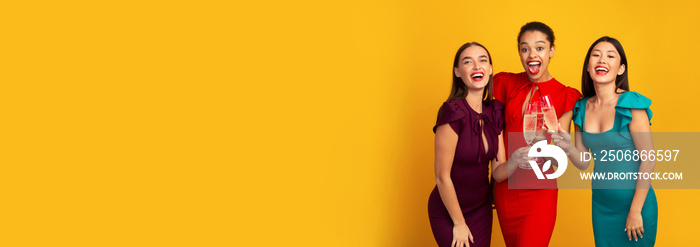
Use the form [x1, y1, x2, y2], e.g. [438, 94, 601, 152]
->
[471, 73, 484, 79]
[528, 62, 541, 66]
[595, 67, 609, 72]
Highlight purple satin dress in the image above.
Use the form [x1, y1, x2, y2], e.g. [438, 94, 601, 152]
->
[428, 99, 504, 247]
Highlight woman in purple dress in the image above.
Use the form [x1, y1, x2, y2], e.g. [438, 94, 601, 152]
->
[428, 42, 530, 247]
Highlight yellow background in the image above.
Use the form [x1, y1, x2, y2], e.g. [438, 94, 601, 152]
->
[2, 0, 699, 246]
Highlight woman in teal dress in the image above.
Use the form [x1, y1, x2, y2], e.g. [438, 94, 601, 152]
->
[552, 36, 658, 246]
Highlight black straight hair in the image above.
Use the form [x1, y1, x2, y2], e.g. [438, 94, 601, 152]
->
[581, 36, 629, 98]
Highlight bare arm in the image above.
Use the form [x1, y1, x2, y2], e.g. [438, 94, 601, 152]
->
[544, 110, 574, 167]
[491, 131, 514, 182]
[434, 124, 473, 245]
[434, 124, 464, 225]
[626, 109, 655, 241]
[553, 124, 592, 171]
[491, 130, 531, 182]
[559, 110, 573, 132]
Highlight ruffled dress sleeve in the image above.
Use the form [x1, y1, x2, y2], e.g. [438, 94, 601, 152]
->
[433, 100, 466, 134]
[616, 91, 652, 132]
[492, 72, 510, 104]
[563, 87, 583, 113]
[485, 99, 505, 158]
[571, 98, 587, 128]
[488, 99, 505, 135]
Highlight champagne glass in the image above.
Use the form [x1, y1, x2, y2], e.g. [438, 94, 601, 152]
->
[541, 94, 570, 156]
[534, 101, 545, 139]
[533, 101, 545, 164]
[541, 95, 558, 132]
[520, 102, 538, 169]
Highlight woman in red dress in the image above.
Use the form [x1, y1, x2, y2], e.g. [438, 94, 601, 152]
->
[492, 22, 582, 246]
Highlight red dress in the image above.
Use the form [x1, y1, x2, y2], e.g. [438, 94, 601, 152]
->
[492, 72, 581, 246]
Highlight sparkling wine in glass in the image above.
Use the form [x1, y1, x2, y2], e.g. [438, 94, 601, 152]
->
[535, 101, 545, 139]
[520, 102, 538, 169]
[533, 101, 546, 165]
[541, 95, 559, 132]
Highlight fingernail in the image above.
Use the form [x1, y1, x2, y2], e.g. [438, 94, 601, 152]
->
[635, 239, 638, 242]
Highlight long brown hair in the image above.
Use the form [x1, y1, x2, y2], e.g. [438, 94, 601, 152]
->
[447, 42, 494, 104]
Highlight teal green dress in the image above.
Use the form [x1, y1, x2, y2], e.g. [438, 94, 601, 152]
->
[572, 91, 658, 246]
